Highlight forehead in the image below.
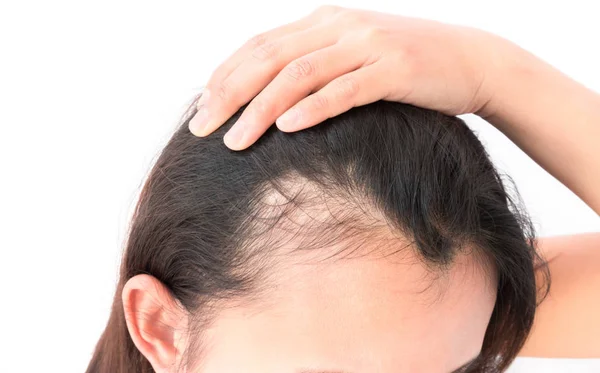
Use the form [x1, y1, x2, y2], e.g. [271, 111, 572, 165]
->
[198, 246, 497, 373]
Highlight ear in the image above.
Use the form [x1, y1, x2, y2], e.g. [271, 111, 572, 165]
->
[122, 274, 189, 373]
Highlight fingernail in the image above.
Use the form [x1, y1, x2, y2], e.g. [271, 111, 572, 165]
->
[224, 121, 246, 149]
[276, 108, 300, 130]
[189, 107, 210, 136]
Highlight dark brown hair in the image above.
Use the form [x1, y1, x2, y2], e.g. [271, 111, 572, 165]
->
[87, 97, 550, 373]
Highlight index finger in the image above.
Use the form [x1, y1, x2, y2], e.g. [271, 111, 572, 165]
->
[201, 6, 340, 104]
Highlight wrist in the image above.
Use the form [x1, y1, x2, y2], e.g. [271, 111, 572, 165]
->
[473, 33, 540, 121]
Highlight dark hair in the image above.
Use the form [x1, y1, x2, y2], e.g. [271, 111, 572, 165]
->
[86, 96, 550, 373]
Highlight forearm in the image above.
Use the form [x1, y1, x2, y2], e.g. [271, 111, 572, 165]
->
[481, 38, 600, 215]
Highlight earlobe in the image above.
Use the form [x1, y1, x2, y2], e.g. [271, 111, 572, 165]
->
[122, 274, 189, 372]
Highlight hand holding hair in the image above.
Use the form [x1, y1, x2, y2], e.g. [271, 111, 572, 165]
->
[189, 5, 600, 215]
[189, 6, 498, 146]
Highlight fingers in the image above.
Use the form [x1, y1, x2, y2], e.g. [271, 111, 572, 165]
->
[203, 14, 317, 94]
[222, 41, 369, 150]
[275, 61, 390, 132]
[189, 24, 341, 138]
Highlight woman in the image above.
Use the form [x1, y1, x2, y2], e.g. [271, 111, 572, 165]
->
[87, 6, 600, 373]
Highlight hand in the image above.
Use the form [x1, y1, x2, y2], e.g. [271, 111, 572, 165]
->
[189, 5, 507, 150]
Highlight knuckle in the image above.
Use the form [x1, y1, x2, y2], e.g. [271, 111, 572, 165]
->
[310, 93, 330, 111]
[334, 75, 360, 99]
[249, 98, 273, 119]
[247, 33, 269, 50]
[336, 9, 366, 26]
[314, 4, 344, 18]
[284, 58, 318, 81]
[360, 26, 389, 42]
[251, 41, 281, 61]
[215, 80, 234, 102]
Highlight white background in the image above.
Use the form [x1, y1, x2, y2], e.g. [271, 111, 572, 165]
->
[1, 0, 599, 372]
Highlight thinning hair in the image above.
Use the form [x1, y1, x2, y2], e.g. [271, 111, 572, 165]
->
[87, 97, 550, 373]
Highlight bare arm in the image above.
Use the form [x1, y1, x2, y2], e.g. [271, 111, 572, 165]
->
[480, 40, 600, 215]
[519, 232, 600, 357]
[480, 45, 600, 357]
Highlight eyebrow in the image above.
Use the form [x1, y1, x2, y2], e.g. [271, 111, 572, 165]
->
[297, 352, 480, 373]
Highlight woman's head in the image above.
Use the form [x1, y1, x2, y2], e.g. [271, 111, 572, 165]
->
[87, 97, 549, 373]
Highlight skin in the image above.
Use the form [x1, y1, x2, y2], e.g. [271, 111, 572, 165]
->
[123, 5, 600, 372]
[124, 239, 497, 373]
[199, 248, 496, 373]
[520, 232, 600, 358]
